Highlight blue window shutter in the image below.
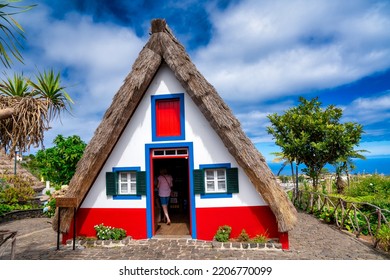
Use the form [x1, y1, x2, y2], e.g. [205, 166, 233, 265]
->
[193, 169, 205, 194]
[106, 172, 117, 195]
[226, 168, 239, 193]
[136, 171, 146, 195]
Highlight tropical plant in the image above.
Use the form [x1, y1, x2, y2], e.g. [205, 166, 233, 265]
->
[0, 70, 73, 155]
[332, 149, 368, 194]
[0, 0, 35, 67]
[272, 151, 300, 199]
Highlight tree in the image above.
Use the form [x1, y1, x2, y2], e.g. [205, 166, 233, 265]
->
[0, 0, 35, 67]
[267, 97, 364, 191]
[333, 149, 367, 193]
[31, 135, 86, 186]
[0, 70, 73, 155]
[271, 151, 299, 198]
[0, 2, 72, 155]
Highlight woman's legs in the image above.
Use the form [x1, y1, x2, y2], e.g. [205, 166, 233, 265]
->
[161, 204, 171, 225]
[159, 197, 171, 225]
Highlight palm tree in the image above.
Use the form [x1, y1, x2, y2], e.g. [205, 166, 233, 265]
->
[0, 0, 35, 67]
[333, 149, 368, 194]
[0, 70, 73, 155]
[272, 151, 299, 200]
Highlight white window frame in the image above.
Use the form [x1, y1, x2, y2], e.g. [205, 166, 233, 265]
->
[204, 168, 227, 193]
[118, 171, 137, 194]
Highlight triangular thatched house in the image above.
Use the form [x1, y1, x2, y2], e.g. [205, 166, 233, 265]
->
[56, 19, 297, 249]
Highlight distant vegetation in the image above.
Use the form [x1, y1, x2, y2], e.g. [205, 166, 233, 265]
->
[1, 134, 86, 216]
[22, 134, 86, 188]
[267, 97, 364, 193]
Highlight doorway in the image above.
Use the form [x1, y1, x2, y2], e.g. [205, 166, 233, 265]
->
[152, 150, 190, 236]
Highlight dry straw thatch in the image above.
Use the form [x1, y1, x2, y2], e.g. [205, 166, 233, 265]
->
[0, 96, 50, 155]
[54, 19, 297, 234]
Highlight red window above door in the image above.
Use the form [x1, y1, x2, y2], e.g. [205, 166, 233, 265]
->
[151, 93, 185, 141]
[156, 98, 181, 137]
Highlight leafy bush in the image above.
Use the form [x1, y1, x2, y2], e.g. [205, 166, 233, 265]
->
[214, 225, 232, 242]
[346, 175, 390, 200]
[314, 206, 336, 224]
[0, 175, 35, 205]
[0, 203, 13, 215]
[31, 135, 86, 186]
[251, 234, 268, 244]
[376, 224, 390, 252]
[236, 229, 250, 242]
[42, 198, 56, 218]
[94, 223, 127, 240]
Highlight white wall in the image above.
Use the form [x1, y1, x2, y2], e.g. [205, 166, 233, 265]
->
[81, 63, 267, 209]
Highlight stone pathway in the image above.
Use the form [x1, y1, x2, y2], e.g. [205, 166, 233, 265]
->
[0, 211, 389, 260]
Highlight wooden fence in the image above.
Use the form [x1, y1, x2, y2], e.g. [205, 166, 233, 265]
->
[293, 190, 390, 248]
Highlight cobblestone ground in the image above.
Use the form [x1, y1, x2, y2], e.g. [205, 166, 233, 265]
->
[0, 211, 389, 260]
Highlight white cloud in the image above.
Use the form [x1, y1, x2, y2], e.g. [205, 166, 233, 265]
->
[235, 100, 294, 145]
[13, 4, 146, 148]
[196, 0, 390, 102]
[343, 91, 390, 126]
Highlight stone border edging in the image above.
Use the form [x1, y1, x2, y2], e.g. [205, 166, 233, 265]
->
[211, 240, 282, 250]
[65, 236, 283, 251]
[66, 236, 132, 248]
[0, 209, 45, 223]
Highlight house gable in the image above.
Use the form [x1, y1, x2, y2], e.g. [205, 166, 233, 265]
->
[80, 64, 267, 210]
[55, 19, 297, 234]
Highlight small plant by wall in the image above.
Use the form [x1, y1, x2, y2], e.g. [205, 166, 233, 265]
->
[94, 223, 127, 240]
[214, 226, 269, 244]
[214, 225, 232, 242]
[236, 229, 250, 242]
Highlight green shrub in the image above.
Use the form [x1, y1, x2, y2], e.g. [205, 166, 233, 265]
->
[0, 203, 13, 215]
[0, 175, 35, 205]
[346, 175, 390, 199]
[214, 225, 232, 242]
[376, 224, 390, 252]
[94, 223, 127, 240]
[43, 198, 56, 218]
[236, 229, 250, 242]
[251, 233, 268, 244]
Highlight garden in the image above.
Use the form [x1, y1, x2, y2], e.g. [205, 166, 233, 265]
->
[290, 174, 390, 252]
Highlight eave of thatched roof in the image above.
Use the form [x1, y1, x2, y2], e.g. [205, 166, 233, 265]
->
[54, 18, 297, 233]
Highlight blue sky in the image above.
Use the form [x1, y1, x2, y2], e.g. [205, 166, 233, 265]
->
[6, 0, 390, 163]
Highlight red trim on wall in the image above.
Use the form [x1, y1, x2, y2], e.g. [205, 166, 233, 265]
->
[196, 206, 283, 241]
[278, 232, 289, 250]
[62, 208, 147, 243]
[62, 206, 289, 249]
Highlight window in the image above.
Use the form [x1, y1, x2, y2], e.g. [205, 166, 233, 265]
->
[106, 167, 146, 198]
[118, 172, 137, 194]
[205, 169, 226, 193]
[153, 148, 188, 157]
[194, 164, 239, 195]
[151, 94, 185, 141]
[156, 98, 181, 137]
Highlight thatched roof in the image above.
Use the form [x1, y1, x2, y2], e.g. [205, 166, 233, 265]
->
[54, 19, 297, 233]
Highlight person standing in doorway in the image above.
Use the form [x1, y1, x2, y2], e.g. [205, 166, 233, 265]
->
[157, 168, 173, 225]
